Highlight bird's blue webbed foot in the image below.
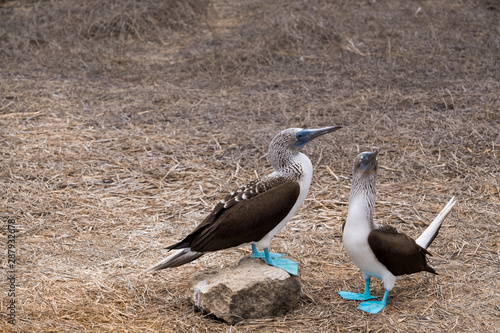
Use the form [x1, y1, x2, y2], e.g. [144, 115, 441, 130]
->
[338, 279, 376, 301]
[251, 244, 299, 276]
[338, 290, 376, 301]
[357, 290, 389, 314]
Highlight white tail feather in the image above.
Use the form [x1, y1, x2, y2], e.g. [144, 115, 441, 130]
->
[143, 248, 204, 273]
[415, 196, 457, 249]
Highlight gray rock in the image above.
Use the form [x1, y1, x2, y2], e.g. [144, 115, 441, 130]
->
[187, 256, 301, 324]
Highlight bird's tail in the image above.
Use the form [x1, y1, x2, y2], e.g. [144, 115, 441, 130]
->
[144, 248, 204, 272]
[415, 197, 457, 249]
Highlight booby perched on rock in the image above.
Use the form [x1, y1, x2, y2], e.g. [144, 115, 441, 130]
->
[339, 151, 456, 313]
[146, 126, 342, 275]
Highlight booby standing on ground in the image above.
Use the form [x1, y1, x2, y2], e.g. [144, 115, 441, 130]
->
[146, 126, 342, 275]
[339, 151, 457, 313]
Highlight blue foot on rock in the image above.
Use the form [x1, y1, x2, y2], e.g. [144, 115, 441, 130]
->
[250, 245, 299, 275]
[357, 290, 389, 314]
[251, 248, 282, 260]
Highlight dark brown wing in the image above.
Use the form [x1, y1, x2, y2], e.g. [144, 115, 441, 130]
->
[167, 179, 301, 252]
[368, 225, 437, 276]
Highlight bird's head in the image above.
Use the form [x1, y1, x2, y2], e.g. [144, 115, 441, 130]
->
[268, 126, 342, 168]
[270, 126, 342, 152]
[354, 151, 379, 173]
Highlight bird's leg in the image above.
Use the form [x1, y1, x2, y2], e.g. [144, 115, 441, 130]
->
[250, 245, 298, 276]
[358, 289, 389, 314]
[338, 279, 377, 301]
[251, 244, 260, 257]
[362, 279, 374, 299]
[264, 247, 272, 262]
[250, 244, 282, 260]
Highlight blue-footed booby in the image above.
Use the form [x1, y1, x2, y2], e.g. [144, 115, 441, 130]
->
[146, 126, 342, 275]
[339, 151, 457, 313]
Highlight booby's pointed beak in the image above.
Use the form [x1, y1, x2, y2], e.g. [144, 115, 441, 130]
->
[360, 151, 379, 171]
[295, 125, 342, 148]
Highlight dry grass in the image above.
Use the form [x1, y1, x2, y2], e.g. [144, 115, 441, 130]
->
[1, 0, 499, 332]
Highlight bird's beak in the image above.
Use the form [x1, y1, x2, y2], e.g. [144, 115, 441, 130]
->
[360, 151, 379, 171]
[295, 125, 342, 148]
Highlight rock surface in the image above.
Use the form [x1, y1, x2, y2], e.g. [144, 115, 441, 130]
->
[187, 256, 301, 324]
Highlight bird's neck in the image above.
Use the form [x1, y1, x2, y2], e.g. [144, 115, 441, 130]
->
[346, 174, 377, 231]
[272, 152, 312, 184]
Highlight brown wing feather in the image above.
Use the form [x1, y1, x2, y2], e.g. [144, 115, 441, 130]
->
[168, 179, 301, 252]
[368, 225, 437, 276]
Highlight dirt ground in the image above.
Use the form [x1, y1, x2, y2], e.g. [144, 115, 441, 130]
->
[1, 0, 499, 332]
